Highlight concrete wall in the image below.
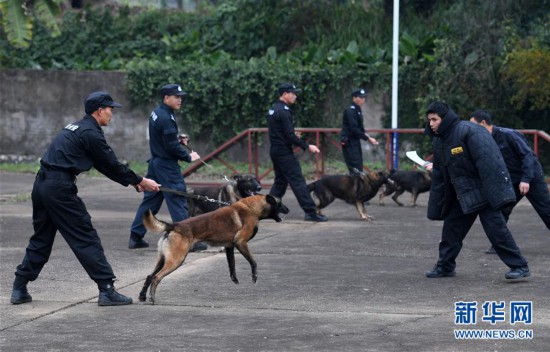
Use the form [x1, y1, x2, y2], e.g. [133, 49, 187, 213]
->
[0, 69, 387, 164]
[0, 69, 151, 161]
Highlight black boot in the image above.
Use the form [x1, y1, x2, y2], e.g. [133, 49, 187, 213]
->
[97, 281, 132, 306]
[11, 276, 32, 305]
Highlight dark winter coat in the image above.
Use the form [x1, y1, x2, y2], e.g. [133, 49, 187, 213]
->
[492, 126, 544, 185]
[426, 108, 516, 220]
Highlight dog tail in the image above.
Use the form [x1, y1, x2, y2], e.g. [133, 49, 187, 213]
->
[307, 180, 321, 205]
[143, 209, 170, 233]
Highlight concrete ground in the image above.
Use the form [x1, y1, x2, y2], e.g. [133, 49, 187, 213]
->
[1, 171, 549, 352]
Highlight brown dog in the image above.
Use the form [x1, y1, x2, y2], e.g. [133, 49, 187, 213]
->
[139, 194, 289, 304]
[188, 174, 262, 216]
[378, 170, 431, 207]
[307, 170, 394, 221]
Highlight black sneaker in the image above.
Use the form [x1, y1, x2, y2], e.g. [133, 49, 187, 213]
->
[505, 266, 530, 280]
[10, 288, 32, 305]
[425, 266, 456, 278]
[98, 285, 132, 306]
[485, 246, 496, 254]
[128, 238, 149, 249]
[189, 241, 208, 252]
[304, 213, 328, 222]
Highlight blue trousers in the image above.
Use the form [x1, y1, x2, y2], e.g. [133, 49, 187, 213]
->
[503, 175, 550, 230]
[16, 170, 115, 283]
[269, 151, 316, 214]
[436, 200, 528, 272]
[342, 139, 363, 174]
[130, 158, 189, 241]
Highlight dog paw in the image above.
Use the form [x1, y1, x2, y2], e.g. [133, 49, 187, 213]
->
[231, 276, 240, 284]
[138, 294, 146, 302]
[252, 275, 257, 283]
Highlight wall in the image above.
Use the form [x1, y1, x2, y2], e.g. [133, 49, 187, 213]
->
[0, 69, 151, 161]
[0, 69, 387, 165]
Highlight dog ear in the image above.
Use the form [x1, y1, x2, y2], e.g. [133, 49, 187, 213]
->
[266, 194, 277, 205]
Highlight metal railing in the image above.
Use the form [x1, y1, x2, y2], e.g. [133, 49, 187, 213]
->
[183, 128, 550, 182]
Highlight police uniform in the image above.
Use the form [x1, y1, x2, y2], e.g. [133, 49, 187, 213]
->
[267, 84, 318, 216]
[129, 84, 192, 245]
[14, 92, 142, 298]
[341, 89, 369, 173]
[492, 126, 550, 229]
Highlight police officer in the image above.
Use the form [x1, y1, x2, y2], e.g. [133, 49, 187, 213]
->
[469, 110, 550, 253]
[424, 101, 530, 280]
[129, 84, 205, 250]
[267, 83, 327, 222]
[341, 88, 379, 174]
[10, 91, 161, 306]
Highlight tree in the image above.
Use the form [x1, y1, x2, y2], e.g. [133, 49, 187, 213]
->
[0, 0, 62, 48]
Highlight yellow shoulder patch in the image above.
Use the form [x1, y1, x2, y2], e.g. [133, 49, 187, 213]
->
[451, 146, 464, 155]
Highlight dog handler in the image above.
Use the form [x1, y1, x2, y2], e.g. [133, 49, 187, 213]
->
[469, 110, 550, 254]
[340, 88, 379, 174]
[469, 110, 550, 227]
[267, 83, 327, 222]
[10, 91, 161, 306]
[424, 101, 530, 280]
[128, 84, 206, 250]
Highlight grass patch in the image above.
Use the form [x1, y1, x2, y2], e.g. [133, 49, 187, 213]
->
[0, 161, 149, 178]
[0, 158, 422, 181]
[0, 161, 41, 174]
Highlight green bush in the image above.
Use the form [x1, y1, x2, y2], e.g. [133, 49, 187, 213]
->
[1, 0, 549, 172]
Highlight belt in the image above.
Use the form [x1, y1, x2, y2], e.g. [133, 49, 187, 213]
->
[37, 169, 76, 182]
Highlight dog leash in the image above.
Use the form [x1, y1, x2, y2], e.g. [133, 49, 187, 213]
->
[178, 134, 214, 169]
[159, 187, 231, 206]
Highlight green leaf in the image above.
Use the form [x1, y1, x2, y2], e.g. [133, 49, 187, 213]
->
[346, 40, 359, 55]
[464, 52, 478, 66]
[1, 0, 33, 48]
[34, 0, 62, 37]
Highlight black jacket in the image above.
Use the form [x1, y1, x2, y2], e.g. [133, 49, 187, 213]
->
[341, 103, 367, 144]
[41, 115, 141, 186]
[148, 103, 191, 162]
[267, 100, 308, 154]
[492, 126, 543, 185]
[426, 109, 516, 220]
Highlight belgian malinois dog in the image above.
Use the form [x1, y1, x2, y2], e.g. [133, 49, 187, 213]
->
[307, 169, 394, 221]
[139, 194, 289, 304]
[187, 174, 262, 216]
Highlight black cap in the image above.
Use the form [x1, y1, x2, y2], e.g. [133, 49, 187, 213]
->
[351, 88, 367, 97]
[278, 83, 300, 95]
[84, 91, 122, 114]
[160, 84, 186, 97]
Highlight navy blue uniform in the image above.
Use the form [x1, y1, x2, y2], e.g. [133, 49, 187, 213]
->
[492, 127, 550, 229]
[341, 103, 368, 173]
[130, 102, 192, 241]
[15, 115, 142, 284]
[267, 100, 316, 214]
[426, 109, 528, 273]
